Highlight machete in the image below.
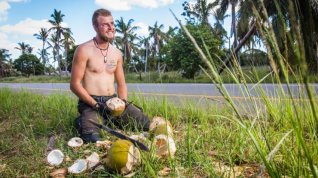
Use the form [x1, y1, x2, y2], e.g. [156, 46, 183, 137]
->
[89, 120, 149, 152]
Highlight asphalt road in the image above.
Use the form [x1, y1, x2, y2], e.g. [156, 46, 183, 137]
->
[0, 83, 317, 101]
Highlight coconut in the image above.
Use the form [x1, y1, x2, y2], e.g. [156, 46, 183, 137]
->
[105, 139, 141, 174]
[67, 137, 83, 148]
[68, 159, 87, 174]
[47, 149, 64, 166]
[153, 134, 176, 158]
[106, 97, 126, 116]
[149, 117, 173, 137]
[96, 140, 112, 150]
[49, 168, 67, 178]
[86, 152, 100, 169]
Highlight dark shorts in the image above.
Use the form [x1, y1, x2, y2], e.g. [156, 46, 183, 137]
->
[76, 95, 150, 135]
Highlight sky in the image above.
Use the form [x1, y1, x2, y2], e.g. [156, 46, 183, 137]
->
[0, 0, 232, 60]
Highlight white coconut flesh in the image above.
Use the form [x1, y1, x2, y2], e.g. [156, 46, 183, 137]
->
[121, 145, 141, 174]
[47, 149, 64, 166]
[67, 137, 83, 148]
[86, 152, 100, 169]
[68, 159, 87, 174]
[106, 97, 125, 111]
[153, 134, 176, 157]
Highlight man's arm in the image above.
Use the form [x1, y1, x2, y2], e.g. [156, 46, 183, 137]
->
[115, 55, 128, 101]
[70, 45, 97, 107]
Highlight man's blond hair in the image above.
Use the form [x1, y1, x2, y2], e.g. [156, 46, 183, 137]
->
[92, 8, 112, 27]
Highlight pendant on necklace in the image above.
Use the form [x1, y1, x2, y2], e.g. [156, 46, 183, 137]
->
[104, 56, 107, 63]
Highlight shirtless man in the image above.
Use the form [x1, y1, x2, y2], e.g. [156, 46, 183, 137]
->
[70, 8, 149, 143]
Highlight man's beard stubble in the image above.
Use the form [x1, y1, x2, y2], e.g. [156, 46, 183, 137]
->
[98, 32, 113, 43]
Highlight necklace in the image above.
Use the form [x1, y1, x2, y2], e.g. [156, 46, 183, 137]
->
[93, 37, 109, 63]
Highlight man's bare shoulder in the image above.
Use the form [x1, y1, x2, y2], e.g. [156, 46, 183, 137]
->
[77, 39, 95, 50]
[73, 40, 95, 62]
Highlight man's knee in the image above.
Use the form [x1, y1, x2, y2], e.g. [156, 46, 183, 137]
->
[74, 112, 101, 143]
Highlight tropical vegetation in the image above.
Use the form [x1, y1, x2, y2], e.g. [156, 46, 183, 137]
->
[1, 0, 317, 81]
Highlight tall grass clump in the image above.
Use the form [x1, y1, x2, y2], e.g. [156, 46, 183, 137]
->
[172, 0, 318, 176]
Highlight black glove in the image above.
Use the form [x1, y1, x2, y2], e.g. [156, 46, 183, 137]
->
[93, 102, 112, 115]
[122, 99, 129, 106]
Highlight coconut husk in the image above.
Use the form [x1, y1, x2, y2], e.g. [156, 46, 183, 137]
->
[106, 97, 126, 116]
[49, 168, 67, 178]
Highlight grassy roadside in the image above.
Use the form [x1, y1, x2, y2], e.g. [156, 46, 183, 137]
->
[0, 87, 317, 177]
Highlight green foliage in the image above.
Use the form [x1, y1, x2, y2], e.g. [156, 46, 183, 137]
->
[66, 45, 77, 71]
[13, 54, 44, 77]
[240, 49, 269, 66]
[167, 24, 225, 78]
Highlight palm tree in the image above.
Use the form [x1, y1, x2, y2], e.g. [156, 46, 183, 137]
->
[48, 9, 70, 76]
[62, 30, 75, 73]
[0, 49, 11, 77]
[139, 36, 150, 72]
[217, 0, 241, 49]
[165, 26, 178, 40]
[47, 33, 63, 74]
[115, 17, 139, 64]
[33, 28, 49, 68]
[148, 21, 166, 73]
[15, 42, 31, 55]
[182, 0, 218, 30]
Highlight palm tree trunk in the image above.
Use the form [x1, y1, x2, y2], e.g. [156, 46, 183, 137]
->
[219, 22, 256, 74]
[144, 48, 148, 73]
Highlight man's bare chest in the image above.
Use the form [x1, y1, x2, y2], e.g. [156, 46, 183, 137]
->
[87, 55, 118, 74]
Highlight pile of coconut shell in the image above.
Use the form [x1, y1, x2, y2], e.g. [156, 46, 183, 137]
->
[46, 116, 177, 177]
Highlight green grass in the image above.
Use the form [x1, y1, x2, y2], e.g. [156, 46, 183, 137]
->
[0, 85, 318, 177]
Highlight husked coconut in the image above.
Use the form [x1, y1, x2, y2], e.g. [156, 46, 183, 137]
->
[68, 159, 87, 174]
[149, 117, 173, 136]
[47, 149, 64, 166]
[106, 97, 126, 116]
[86, 152, 100, 169]
[96, 140, 112, 150]
[153, 134, 176, 158]
[49, 168, 67, 178]
[105, 139, 141, 174]
[67, 137, 83, 148]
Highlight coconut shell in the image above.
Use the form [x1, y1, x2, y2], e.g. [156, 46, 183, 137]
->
[149, 117, 174, 138]
[153, 134, 176, 158]
[105, 139, 141, 174]
[152, 123, 174, 137]
[67, 137, 83, 148]
[68, 159, 87, 174]
[106, 97, 126, 116]
[49, 168, 67, 178]
[47, 149, 64, 166]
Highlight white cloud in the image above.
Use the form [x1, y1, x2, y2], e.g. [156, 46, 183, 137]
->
[0, 18, 68, 59]
[95, 0, 174, 11]
[0, 0, 28, 22]
[7, 0, 28, 2]
[0, 18, 54, 35]
[134, 22, 149, 37]
[0, 1, 10, 22]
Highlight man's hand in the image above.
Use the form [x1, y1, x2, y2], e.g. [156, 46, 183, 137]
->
[122, 99, 129, 106]
[93, 102, 112, 114]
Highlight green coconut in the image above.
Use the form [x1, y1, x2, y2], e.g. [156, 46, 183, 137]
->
[105, 139, 141, 174]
